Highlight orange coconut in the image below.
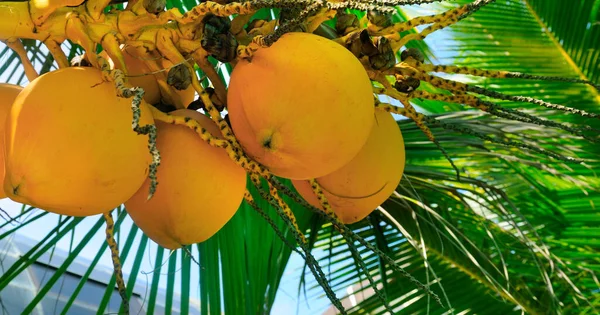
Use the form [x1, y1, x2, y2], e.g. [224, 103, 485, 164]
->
[110, 47, 195, 107]
[293, 110, 405, 224]
[0, 84, 23, 199]
[4, 67, 154, 216]
[120, 46, 163, 105]
[124, 109, 246, 249]
[227, 32, 374, 180]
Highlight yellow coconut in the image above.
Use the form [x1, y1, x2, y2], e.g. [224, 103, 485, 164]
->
[227, 32, 374, 180]
[4, 67, 154, 216]
[120, 46, 163, 105]
[124, 109, 247, 249]
[117, 47, 195, 107]
[0, 84, 23, 199]
[292, 110, 405, 224]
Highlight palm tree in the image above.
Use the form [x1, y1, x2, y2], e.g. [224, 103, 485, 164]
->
[0, 0, 599, 314]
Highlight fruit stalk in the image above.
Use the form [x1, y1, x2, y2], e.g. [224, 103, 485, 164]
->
[0, 2, 67, 41]
[103, 212, 130, 315]
[106, 67, 162, 199]
[192, 50, 228, 105]
[2, 39, 38, 81]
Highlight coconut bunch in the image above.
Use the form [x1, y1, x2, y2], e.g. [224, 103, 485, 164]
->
[0, 0, 592, 254]
[0, 32, 405, 250]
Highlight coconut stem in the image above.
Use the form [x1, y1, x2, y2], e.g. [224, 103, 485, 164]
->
[103, 211, 129, 315]
[108, 68, 161, 199]
[2, 39, 39, 82]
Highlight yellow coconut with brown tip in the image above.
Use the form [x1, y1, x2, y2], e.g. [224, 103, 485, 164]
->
[292, 110, 405, 224]
[120, 47, 195, 107]
[124, 109, 247, 249]
[0, 84, 23, 199]
[108, 47, 195, 107]
[4, 67, 154, 216]
[120, 46, 163, 105]
[227, 32, 374, 180]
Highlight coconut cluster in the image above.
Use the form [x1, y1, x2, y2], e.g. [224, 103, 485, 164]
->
[0, 33, 405, 249]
